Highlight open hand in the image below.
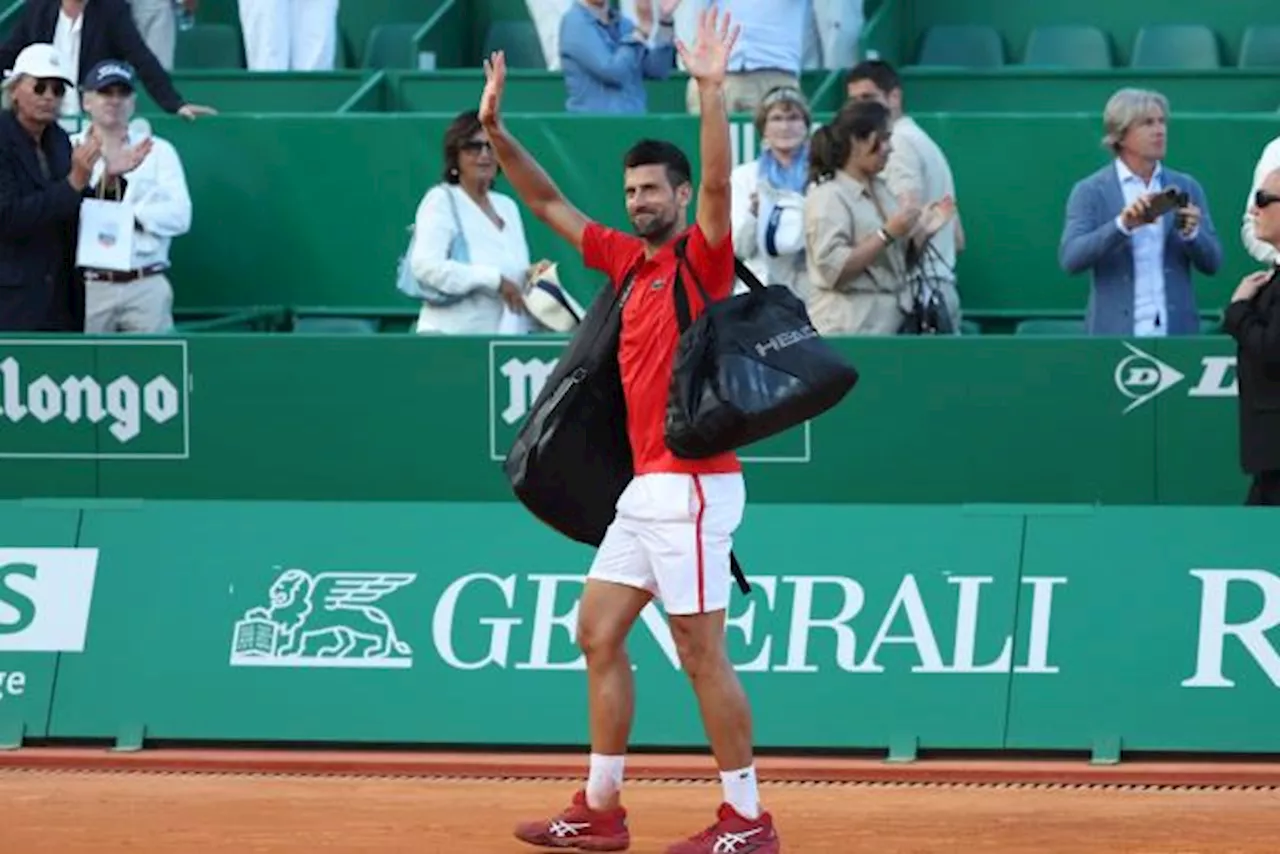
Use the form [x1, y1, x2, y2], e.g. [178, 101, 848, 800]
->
[676, 7, 740, 85]
[919, 196, 957, 237]
[480, 51, 507, 129]
[105, 137, 153, 177]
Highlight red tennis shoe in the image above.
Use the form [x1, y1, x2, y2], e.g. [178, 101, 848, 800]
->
[665, 802, 780, 854]
[513, 788, 631, 851]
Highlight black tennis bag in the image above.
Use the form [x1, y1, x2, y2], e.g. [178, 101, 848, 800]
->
[503, 265, 751, 595]
[665, 236, 860, 459]
[504, 273, 638, 547]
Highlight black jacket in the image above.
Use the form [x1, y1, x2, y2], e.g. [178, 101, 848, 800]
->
[0, 0, 186, 113]
[0, 110, 124, 331]
[1223, 266, 1280, 474]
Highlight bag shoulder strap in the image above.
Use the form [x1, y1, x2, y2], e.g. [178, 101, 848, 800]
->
[671, 233, 768, 332]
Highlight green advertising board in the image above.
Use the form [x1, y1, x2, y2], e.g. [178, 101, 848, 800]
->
[0, 505, 99, 748]
[4, 499, 1275, 755]
[0, 335, 1251, 506]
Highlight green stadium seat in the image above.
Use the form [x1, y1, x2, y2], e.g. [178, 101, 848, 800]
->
[363, 23, 425, 70]
[482, 20, 546, 69]
[1014, 318, 1085, 335]
[916, 25, 1005, 68]
[175, 24, 244, 70]
[960, 318, 982, 335]
[1022, 25, 1113, 69]
[292, 317, 379, 334]
[1199, 316, 1222, 334]
[1130, 25, 1221, 69]
[1238, 25, 1280, 68]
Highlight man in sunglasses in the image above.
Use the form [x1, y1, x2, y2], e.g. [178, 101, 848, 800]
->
[1223, 170, 1280, 506]
[0, 43, 150, 332]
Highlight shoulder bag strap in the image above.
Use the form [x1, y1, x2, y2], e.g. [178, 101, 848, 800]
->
[671, 234, 765, 333]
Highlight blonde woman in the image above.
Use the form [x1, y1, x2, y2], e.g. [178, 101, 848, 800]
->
[802, 99, 954, 335]
[729, 85, 811, 296]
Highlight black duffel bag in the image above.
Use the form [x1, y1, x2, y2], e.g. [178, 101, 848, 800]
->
[504, 271, 639, 547]
[665, 236, 860, 459]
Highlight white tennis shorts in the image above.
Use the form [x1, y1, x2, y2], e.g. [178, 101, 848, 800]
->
[587, 472, 746, 615]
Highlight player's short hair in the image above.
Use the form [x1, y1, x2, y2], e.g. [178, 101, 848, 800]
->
[623, 139, 692, 190]
[845, 59, 901, 95]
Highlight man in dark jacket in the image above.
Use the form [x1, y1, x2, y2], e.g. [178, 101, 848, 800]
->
[0, 0, 215, 121]
[0, 43, 150, 331]
[1223, 166, 1280, 505]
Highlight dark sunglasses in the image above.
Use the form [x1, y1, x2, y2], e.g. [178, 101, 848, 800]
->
[460, 140, 493, 154]
[1255, 189, 1280, 209]
[33, 78, 66, 98]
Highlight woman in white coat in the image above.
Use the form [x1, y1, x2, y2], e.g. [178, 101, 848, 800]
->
[729, 85, 813, 298]
[409, 109, 542, 335]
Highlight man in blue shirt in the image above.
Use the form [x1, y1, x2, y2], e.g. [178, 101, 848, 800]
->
[559, 0, 679, 114]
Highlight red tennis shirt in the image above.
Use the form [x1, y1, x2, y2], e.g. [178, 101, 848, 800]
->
[581, 220, 742, 477]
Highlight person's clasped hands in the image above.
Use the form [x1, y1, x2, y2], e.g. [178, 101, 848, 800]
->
[67, 125, 153, 192]
[884, 193, 956, 242]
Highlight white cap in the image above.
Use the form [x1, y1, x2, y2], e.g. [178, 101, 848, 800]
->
[5, 44, 75, 87]
[758, 195, 805, 258]
[522, 263, 586, 333]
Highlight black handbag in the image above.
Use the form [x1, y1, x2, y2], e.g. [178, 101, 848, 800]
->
[503, 261, 751, 596]
[664, 236, 860, 459]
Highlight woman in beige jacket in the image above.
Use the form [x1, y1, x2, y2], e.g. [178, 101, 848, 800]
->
[802, 99, 954, 335]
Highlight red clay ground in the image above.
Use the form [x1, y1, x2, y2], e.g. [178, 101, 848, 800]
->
[1, 770, 1277, 853]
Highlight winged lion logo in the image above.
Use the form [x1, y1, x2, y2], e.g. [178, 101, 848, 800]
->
[230, 568, 416, 668]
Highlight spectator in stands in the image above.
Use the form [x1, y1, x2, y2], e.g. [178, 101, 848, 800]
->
[685, 0, 807, 115]
[408, 109, 544, 336]
[238, 0, 339, 72]
[0, 0, 216, 131]
[1223, 167, 1280, 506]
[1059, 88, 1221, 337]
[803, 99, 954, 336]
[559, 0, 678, 114]
[130, 0, 196, 70]
[0, 44, 149, 332]
[72, 59, 190, 333]
[845, 58, 963, 332]
[1241, 136, 1280, 267]
[730, 84, 811, 297]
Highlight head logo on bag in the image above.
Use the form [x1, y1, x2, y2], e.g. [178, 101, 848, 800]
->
[754, 324, 819, 358]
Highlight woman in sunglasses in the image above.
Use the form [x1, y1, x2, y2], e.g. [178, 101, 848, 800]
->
[405, 108, 549, 335]
[0, 43, 149, 332]
[1224, 171, 1280, 506]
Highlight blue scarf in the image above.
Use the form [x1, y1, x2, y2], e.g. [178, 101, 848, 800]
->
[757, 143, 810, 194]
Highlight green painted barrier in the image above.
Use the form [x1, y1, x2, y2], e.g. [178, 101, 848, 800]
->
[144, 113, 1280, 320]
[0, 505, 95, 747]
[0, 335, 1250, 505]
[894, 70, 1280, 115]
[4, 500, 1276, 755]
[136, 71, 375, 114]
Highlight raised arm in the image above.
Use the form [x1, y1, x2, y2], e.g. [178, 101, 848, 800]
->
[478, 50, 590, 252]
[678, 8, 740, 248]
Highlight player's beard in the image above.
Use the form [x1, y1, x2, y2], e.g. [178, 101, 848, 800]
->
[630, 207, 677, 243]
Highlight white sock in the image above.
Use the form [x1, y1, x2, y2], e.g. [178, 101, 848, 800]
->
[585, 753, 625, 810]
[720, 765, 761, 819]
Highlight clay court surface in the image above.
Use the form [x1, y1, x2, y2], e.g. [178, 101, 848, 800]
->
[1, 753, 1278, 854]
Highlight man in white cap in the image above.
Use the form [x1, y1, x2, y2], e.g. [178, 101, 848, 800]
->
[73, 58, 191, 333]
[0, 43, 150, 331]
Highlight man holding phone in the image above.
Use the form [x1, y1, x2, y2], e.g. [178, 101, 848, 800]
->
[1059, 87, 1222, 336]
